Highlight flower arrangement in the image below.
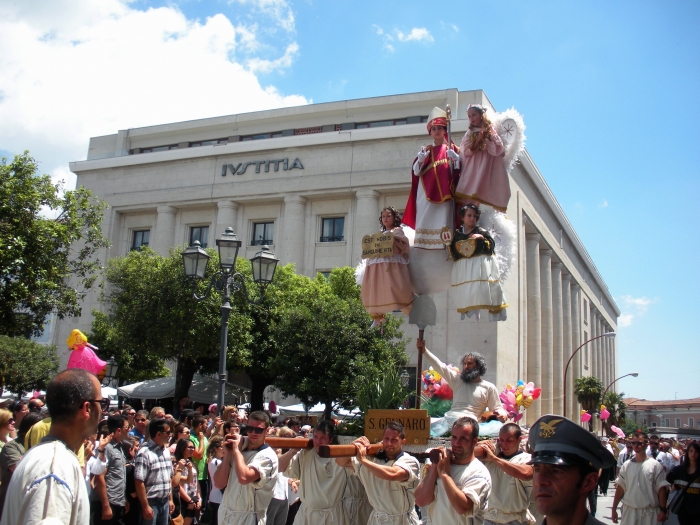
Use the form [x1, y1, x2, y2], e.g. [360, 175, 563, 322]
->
[421, 366, 458, 417]
[499, 380, 541, 422]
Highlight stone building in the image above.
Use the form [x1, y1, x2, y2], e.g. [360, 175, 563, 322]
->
[55, 88, 618, 423]
[626, 397, 700, 439]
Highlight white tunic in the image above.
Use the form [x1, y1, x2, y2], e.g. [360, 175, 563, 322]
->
[428, 458, 491, 525]
[342, 471, 373, 525]
[0, 439, 89, 525]
[350, 452, 420, 525]
[482, 452, 534, 524]
[414, 181, 454, 250]
[424, 349, 505, 423]
[219, 440, 279, 525]
[616, 457, 670, 525]
[286, 448, 348, 525]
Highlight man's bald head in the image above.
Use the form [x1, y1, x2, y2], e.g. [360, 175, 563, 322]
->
[46, 369, 100, 424]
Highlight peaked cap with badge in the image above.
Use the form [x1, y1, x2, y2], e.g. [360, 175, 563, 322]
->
[528, 414, 616, 469]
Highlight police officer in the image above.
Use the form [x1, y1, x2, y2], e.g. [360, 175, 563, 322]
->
[528, 415, 616, 525]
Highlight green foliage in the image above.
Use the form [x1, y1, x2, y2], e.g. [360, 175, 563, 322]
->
[271, 267, 409, 420]
[0, 152, 110, 337]
[574, 376, 605, 410]
[0, 335, 60, 395]
[621, 417, 648, 435]
[355, 367, 411, 413]
[602, 391, 627, 435]
[90, 247, 251, 395]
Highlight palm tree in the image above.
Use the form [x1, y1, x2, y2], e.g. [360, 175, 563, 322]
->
[602, 391, 627, 436]
[574, 376, 604, 431]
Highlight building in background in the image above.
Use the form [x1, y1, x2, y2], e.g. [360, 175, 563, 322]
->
[55, 89, 618, 423]
[626, 397, 700, 439]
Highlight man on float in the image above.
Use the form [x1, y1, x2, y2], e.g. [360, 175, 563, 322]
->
[417, 340, 507, 425]
[402, 107, 460, 250]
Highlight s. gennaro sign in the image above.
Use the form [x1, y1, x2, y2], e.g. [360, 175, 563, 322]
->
[364, 409, 430, 445]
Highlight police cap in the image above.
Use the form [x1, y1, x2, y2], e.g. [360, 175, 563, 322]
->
[528, 414, 616, 469]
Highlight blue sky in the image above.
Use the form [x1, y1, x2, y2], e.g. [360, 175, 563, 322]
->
[1, 0, 698, 401]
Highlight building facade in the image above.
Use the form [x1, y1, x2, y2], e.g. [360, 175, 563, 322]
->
[56, 88, 618, 423]
[626, 397, 700, 439]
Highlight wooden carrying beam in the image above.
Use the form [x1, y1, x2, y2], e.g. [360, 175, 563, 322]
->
[264, 437, 313, 449]
[317, 443, 433, 461]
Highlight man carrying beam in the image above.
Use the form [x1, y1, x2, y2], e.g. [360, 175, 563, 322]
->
[335, 421, 421, 525]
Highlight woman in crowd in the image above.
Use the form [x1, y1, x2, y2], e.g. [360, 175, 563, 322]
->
[0, 412, 43, 518]
[10, 401, 28, 431]
[0, 410, 14, 452]
[667, 441, 700, 525]
[170, 423, 191, 454]
[207, 437, 225, 525]
[175, 438, 201, 525]
[121, 438, 140, 525]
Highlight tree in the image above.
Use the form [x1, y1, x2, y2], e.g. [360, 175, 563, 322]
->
[0, 152, 110, 337]
[271, 267, 409, 420]
[0, 335, 60, 395]
[602, 391, 627, 436]
[89, 247, 252, 401]
[574, 376, 604, 431]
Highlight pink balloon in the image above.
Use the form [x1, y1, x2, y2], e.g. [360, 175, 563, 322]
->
[506, 392, 516, 405]
[600, 408, 610, 420]
[513, 413, 523, 422]
[581, 412, 592, 423]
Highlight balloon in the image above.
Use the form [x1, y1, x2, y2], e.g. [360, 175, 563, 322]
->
[532, 388, 542, 400]
[600, 408, 610, 420]
[517, 380, 524, 386]
[610, 425, 625, 438]
[522, 388, 533, 396]
[581, 411, 592, 423]
[516, 394, 523, 406]
[506, 392, 516, 405]
[513, 413, 523, 422]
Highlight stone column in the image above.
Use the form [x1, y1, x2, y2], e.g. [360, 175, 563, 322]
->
[562, 275, 573, 417]
[281, 195, 307, 272]
[354, 189, 380, 264]
[539, 248, 553, 415]
[551, 261, 564, 415]
[570, 284, 582, 418]
[591, 310, 598, 380]
[605, 328, 612, 390]
[525, 233, 542, 425]
[215, 200, 239, 238]
[154, 205, 177, 256]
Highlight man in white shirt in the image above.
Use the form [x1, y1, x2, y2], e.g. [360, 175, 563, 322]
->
[0, 369, 105, 525]
[616, 437, 635, 477]
[646, 435, 673, 472]
[415, 416, 491, 525]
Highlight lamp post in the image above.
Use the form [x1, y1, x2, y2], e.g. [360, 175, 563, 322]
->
[563, 331, 616, 418]
[602, 372, 639, 399]
[181, 227, 278, 416]
[102, 357, 120, 387]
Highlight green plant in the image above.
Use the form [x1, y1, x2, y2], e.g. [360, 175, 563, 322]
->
[355, 367, 412, 413]
[574, 376, 604, 431]
[602, 391, 627, 436]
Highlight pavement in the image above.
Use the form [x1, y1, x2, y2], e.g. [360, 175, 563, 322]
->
[590, 489, 679, 525]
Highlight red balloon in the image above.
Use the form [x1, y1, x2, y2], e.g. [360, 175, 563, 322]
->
[532, 388, 542, 400]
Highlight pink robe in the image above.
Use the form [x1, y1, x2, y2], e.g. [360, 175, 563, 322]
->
[455, 128, 510, 212]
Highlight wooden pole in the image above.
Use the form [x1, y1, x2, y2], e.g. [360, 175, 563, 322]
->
[317, 443, 432, 460]
[264, 437, 313, 449]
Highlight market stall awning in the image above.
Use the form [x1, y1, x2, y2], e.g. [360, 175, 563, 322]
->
[118, 374, 250, 404]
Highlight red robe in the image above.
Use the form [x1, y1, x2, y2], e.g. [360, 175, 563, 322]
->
[402, 142, 460, 229]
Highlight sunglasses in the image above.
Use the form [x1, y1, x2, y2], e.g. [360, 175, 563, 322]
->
[87, 399, 111, 411]
[629, 441, 646, 446]
[187, 446, 195, 450]
[246, 427, 265, 435]
[8, 419, 15, 425]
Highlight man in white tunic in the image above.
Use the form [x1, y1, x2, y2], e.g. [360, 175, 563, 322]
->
[612, 431, 670, 525]
[213, 411, 279, 525]
[417, 340, 507, 424]
[0, 369, 104, 525]
[278, 420, 348, 525]
[336, 421, 421, 525]
[529, 414, 615, 525]
[415, 416, 491, 525]
[475, 423, 534, 525]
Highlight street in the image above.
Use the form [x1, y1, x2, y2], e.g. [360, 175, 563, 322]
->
[592, 490, 680, 525]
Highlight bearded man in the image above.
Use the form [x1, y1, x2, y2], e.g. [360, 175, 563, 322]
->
[416, 340, 507, 424]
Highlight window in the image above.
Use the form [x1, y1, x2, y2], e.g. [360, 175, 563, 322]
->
[131, 230, 150, 251]
[320, 217, 344, 242]
[643, 418, 648, 425]
[583, 299, 588, 324]
[318, 270, 331, 280]
[664, 418, 670, 427]
[252, 222, 274, 246]
[689, 418, 694, 428]
[190, 226, 209, 248]
[676, 418, 681, 428]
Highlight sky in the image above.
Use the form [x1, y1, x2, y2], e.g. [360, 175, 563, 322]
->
[1, 0, 698, 401]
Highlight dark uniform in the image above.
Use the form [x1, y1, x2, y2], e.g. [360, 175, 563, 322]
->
[528, 415, 616, 525]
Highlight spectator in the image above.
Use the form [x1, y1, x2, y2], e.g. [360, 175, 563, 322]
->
[190, 415, 210, 514]
[27, 398, 44, 413]
[134, 418, 177, 525]
[10, 401, 29, 430]
[213, 411, 278, 525]
[617, 436, 635, 477]
[175, 438, 201, 525]
[121, 439, 140, 525]
[0, 412, 43, 518]
[267, 427, 295, 525]
[415, 416, 491, 524]
[174, 397, 191, 420]
[123, 406, 136, 429]
[169, 424, 191, 454]
[0, 369, 106, 525]
[130, 410, 149, 444]
[299, 425, 311, 438]
[90, 414, 130, 525]
[287, 419, 301, 435]
[150, 407, 166, 420]
[207, 437, 225, 525]
[666, 441, 700, 525]
[0, 410, 14, 451]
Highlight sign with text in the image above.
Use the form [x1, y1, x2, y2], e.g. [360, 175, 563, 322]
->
[365, 409, 430, 445]
[221, 158, 304, 176]
[361, 232, 394, 259]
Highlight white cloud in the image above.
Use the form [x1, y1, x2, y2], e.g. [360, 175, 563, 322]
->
[617, 295, 656, 328]
[396, 28, 433, 42]
[0, 0, 308, 189]
[229, 0, 295, 32]
[599, 200, 608, 208]
[618, 313, 634, 327]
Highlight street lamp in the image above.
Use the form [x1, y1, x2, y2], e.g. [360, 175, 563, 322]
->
[602, 372, 639, 399]
[102, 357, 119, 387]
[182, 227, 279, 416]
[563, 331, 616, 418]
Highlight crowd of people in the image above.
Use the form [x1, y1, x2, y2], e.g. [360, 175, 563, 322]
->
[0, 368, 698, 525]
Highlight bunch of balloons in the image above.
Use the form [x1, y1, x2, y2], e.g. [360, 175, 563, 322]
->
[421, 366, 457, 417]
[499, 380, 541, 422]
